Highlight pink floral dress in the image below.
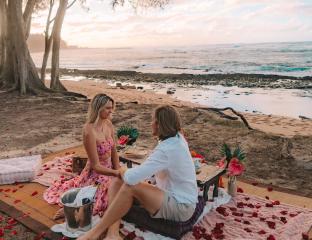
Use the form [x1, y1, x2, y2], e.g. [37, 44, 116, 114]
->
[43, 138, 115, 216]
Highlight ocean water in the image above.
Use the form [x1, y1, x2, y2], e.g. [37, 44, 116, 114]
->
[31, 41, 312, 77]
[36, 42, 312, 119]
[102, 80, 312, 119]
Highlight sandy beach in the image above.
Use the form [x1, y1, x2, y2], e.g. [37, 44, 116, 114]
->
[1, 79, 312, 198]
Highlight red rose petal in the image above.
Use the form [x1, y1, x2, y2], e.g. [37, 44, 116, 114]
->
[234, 218, 241, 222]
[265, 196, 270, 200]
[237, 202, 244, 208]
[252, 182, 258, 186]
[216, 206, 229, 217]
[202, 233, 212, 240]
[215, 223, 224, 229]
[280, 216, 287, 224]
[31, 191, 38, 196]
[258, 230, 266, 235]
[272, 200, 280, 205]
[266, 221, 276, 229]
[13, 200, 21, 204]
[125, 231, 137, 240]
[289, 213, 297, 217]
[232, 212, 244, 217]
[244, 197, 250, 201]
[252, 212, 258, 217]
[267, 186, 273, 192]
[265, 203, 273, 207]
[4, 225, 13, 230]
[247, 203, 254, 208]
[280, 210, 288, 215]
[243, 220, 251, 225]
[8, 218, 17, 225]
[237, 187, 244, 193]
[267, 235, 276, 240]
[244, 228, 252, 233]
[302, 233, 309, 240]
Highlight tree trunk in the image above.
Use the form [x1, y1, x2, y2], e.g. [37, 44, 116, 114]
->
[5, 0, 48, 94]
[41, 0, 54, 83]
[50, 0, 68, 91]
[0, 0, 7, 79]
[23, 0, 36, 40]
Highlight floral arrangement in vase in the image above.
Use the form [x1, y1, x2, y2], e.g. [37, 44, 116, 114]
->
[217, 143, 246, 196]
[117, 125, 139, 148]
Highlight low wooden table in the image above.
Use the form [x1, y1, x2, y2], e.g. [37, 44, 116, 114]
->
[196, 164, 225, 201]
[119, 154, 225, 201]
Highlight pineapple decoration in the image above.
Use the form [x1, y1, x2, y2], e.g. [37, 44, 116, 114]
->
[220, 143, 246, 168]
[117, 125, 139, 146]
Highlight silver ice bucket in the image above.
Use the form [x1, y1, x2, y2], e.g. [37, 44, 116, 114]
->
[60, 188, 93, 232]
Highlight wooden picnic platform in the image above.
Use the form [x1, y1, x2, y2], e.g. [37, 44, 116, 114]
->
[0, 145, 311, 239]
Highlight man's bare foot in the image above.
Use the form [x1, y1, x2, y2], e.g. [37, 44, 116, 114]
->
[76, 227, 103, 240]
[53, 208, 64, 220]
[103, 234, 122, 240]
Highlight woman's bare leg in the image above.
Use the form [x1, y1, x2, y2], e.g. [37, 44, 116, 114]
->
[104, 178, 123, 240]
[77, 182, 164, 240]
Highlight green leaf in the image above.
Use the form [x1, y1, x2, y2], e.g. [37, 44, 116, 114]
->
[117, 125, 139, 140]
[233, 145, 246, 161]
[220, 143, 232, 160]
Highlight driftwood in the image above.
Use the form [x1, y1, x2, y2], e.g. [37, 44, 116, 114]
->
[197, 107, 254, 130]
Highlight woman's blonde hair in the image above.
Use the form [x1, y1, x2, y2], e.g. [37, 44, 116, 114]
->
[87, 93, 114, 123]
[154, 105, 182, 140]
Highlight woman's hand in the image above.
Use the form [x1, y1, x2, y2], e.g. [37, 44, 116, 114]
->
[113, 169, 121, 178]
[119, 166, 128, 179]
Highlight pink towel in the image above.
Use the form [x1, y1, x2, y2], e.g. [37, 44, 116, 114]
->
[33, 154, 76, 187]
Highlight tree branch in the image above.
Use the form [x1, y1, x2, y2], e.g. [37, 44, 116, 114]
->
[45, 0, 55, 38]
[198, 107, 254, 130]
[49, 0, 77, 23]
[67, 0, 77, 9]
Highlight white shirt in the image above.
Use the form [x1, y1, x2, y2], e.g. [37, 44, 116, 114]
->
[123, 133, 198, 204]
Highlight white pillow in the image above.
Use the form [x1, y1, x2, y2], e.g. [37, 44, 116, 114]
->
[0, 155, 42, 184]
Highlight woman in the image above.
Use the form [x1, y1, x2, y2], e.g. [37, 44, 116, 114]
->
[78, 105, 198, 240]
[44, 93, 120, 219]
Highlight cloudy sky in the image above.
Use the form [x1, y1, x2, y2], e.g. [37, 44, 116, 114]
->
[31, 0, 312, 48]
